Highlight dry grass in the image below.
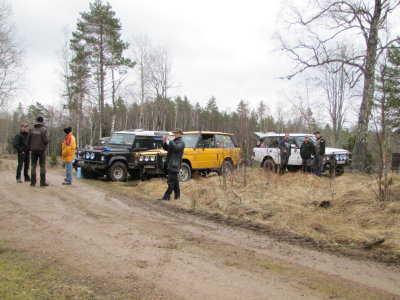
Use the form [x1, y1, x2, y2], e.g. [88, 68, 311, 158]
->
[122, 168, 400, 260]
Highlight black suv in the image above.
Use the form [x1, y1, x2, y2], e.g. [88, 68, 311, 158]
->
[75, 129, 167, 181]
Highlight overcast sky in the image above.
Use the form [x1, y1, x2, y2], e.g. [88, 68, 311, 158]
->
[10, 0, 297, 112]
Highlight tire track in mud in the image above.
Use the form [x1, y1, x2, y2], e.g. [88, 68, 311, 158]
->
[0, 160, 399, 299]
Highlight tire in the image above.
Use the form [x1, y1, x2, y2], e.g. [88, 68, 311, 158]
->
[330, 165, 344, 177]
[81, 167, 98, 179]
[287, 165, 300, 172]
[263, 158, 277, 173]
[129, 170, 140, 180]
[218, 160, 233, 176]
[336, 165, 345, 176]
[107, 162, 128, 182]
[179, 162, 191, 182]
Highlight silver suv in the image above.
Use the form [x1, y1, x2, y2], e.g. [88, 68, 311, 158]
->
[253, 132, 351, 176]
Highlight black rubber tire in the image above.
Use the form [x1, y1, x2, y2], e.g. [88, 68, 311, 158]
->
[81, 167, 99, 179]
[335, 165, 345, 176]
[178, 162, 191, 182]
[107, 162, 128, 182]
[263, 159, 277, 173]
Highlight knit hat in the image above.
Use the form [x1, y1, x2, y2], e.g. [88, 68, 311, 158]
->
[63, 127, 72, 134]
[36, 116, 44, 123]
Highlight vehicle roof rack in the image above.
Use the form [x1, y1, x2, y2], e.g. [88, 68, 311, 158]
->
[127, 128, 144, 132]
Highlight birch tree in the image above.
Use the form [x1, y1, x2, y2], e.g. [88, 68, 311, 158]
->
[0, 1, 22, 107]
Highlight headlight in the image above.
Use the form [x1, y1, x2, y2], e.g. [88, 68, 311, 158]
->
[162, 156, 166, 162]
[100, 155, 105, 162]
[90, 153, 95, 160]
[139, 156, 144, 162]
[144, 156, 149, 162]
[85, 152, 90, 159]
[150, 156, 156, 162]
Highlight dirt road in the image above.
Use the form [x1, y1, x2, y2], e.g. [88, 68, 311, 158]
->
[0, 160, 399, 299]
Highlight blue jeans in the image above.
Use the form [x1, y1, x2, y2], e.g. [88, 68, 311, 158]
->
[65, 161, 73, 183]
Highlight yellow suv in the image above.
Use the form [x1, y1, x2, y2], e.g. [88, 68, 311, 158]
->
[137, 131, 241, 181]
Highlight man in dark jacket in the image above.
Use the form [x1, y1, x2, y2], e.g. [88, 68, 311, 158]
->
[159, 128, 185, 200]
[278, 133, 291, 174]
[313, 131, 326, 176]
[300, 135, 315, 173]
[13, 123, 30, 183]
[28, 116, 49, 187]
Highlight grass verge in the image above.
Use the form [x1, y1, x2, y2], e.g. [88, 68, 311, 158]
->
[88, 168, 400, 264]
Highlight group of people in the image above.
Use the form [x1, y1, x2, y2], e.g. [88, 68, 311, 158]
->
[278, 131, 326, 176]
[13, 117, 76, 186]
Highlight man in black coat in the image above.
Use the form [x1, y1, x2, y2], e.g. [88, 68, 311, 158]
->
[313, 131, 326, 176]
[28, 116, 49, 187]
[300, 135, 315, 173]
[13, 123, 30, 183]
[278, 133, 291, 174]
[159, 128, 185, 200]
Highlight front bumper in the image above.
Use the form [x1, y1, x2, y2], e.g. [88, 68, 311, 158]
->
[76, 159, 108, 170]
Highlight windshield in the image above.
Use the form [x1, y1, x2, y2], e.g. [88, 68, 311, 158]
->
[109, 133, 135, 145]
[181, 134, 199, 148]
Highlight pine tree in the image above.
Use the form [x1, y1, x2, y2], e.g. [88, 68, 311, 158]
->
[71, 0, 132, 138]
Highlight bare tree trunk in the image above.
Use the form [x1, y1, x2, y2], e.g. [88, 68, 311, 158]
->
[351, 1, 382, 171]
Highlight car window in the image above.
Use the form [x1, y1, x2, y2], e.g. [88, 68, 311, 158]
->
[215, 135, 235, 148]
[181, 134, 199, 148]
[265, 137, 280, 148]
[296, 136, 310, 147]
[286, 138, 295, 145]
[198, 134, 215, 148]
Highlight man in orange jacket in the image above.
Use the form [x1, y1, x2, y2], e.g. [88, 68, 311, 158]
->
[62, 127, 76, 185]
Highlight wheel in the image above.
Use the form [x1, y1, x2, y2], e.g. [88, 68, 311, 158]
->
[179, 162, 191, 182]
[263, 159, 277, 173]
[218, 160, 233, 176]
[107, 162, 128, 182]
[336, 165, 344, 176]
[81, 167, 99, 179]
[287, 165, 300, 172]
[129, 170, 140, 180]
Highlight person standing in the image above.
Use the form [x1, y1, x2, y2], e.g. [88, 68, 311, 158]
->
[28, 116, 49, 187]
[313, 131, 326, 176]
[61, 127, 76, 185]
[278, 133, 291, 174]
[158, 129, 185, 200]
[13, 123, 30, 183]
[300, 135, 316, 173]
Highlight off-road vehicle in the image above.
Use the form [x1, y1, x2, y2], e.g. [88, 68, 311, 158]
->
[253, 132, 351, 176]
[75, 129, 168, 181]
[137, 131, 242, 181]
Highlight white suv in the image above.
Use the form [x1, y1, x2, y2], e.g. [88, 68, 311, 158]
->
[253, 132, 351, 176]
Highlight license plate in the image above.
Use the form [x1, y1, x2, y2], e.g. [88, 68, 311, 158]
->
[144, 165, 156, 169]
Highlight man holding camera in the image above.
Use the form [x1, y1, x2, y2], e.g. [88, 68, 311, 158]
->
[158, 129, 185, 201]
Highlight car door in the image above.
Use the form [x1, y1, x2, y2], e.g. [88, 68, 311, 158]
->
[288, 136, 303, 166]
[194, 134, 219, 169]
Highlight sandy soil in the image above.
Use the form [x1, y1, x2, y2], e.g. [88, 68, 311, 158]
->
[0, 159, 399, 299]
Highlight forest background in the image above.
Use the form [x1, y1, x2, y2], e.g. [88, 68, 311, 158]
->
[0, 0, 399, 176]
